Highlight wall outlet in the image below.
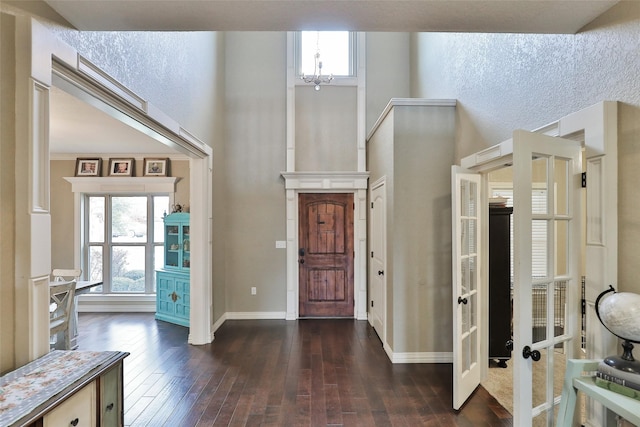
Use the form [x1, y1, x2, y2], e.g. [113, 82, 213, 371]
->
[251, 287, 257, 295]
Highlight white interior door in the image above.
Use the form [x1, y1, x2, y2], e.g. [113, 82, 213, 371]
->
[451, 166, 482, 410]
[511, 130, 581, 426]
[369, 179, 386, 342]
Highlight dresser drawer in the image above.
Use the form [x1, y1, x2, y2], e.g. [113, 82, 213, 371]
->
[43, 382, 96, 427]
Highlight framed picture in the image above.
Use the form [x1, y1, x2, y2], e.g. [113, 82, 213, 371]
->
[108, 158, 134, 176]
[143, 158, 169, 176]
[75, 158, 102, 177]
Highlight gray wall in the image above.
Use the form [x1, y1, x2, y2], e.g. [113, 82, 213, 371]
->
[367, 105, 456, 353]
[223, 32, 288, 312]
[410, 1, 640, 294]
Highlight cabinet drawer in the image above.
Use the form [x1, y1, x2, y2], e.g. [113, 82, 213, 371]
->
[100, 365, 122, 426]
[43, 381, 96, 427]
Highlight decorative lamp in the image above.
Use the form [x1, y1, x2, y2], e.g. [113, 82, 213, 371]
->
[595, 285, 640, 374]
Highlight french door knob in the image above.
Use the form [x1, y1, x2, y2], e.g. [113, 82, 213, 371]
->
[457, 296, 468, 305]
[522, 345, 541, 361]
[505, 339, 513, 351]
[378, 270, 384, 276]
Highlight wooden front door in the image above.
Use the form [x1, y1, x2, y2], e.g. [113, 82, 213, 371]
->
[299, 193, 354, 317]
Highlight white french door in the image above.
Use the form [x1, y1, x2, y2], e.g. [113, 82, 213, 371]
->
[511, 130, 581, 426]
[451, 166, 482, 410]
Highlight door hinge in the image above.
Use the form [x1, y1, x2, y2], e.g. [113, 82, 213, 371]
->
[371, 202, 374, 209]
[582, 172, 587, 188]
[371, 251, 374, 258]
[371, 300, 374, 307]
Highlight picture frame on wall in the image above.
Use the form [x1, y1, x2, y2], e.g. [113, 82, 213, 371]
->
[75, 158, 102, 177]
[108, 158, 134, 176]
[143, 158, 169, 177]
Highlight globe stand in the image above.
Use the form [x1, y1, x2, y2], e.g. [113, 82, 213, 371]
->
[603, 340, 640, 375]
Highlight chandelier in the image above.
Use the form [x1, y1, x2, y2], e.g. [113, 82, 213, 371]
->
[300, 32, 333, 91]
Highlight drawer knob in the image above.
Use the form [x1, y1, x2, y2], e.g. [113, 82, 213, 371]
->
[106, 402, 114, 411]
[70, 418, 79, 426]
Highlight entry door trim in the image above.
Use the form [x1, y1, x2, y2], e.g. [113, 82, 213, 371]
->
[281, 172, 369, 320]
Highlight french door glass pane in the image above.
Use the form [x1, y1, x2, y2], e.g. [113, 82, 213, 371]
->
[532, 283, 549, 344]
[89, 196, 105, 242]
[532, 157, 548, 214]
[555, 157, 569, 216]
[112, 196, 147, 242]
[112, 246, 145, 292]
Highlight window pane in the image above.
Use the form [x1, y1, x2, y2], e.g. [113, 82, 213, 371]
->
[89, 196, 105, 242]
[154, 196, 170, 243]
[300, 31, 350, 76]
[89, 245, 103, 293]
[112, 246, 145, 292]
[154, 245, 164, 292]
[112, 196, 147, 242]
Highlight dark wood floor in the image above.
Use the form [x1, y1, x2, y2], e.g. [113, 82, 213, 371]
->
[77, 313, 512, 426]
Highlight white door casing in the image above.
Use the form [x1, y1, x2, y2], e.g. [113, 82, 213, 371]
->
[369, 178, 386, 344]
[451, 166, 483, 410]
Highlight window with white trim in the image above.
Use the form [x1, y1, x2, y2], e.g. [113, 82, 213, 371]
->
[296, 31, 356, 79]
[85, 194, 170, 294]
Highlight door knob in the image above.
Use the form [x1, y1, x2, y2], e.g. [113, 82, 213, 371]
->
[505, 339, 513, 352]
[522, 345, 541, 361]
[457, 296, 468, 305]
[299, 259, 304, 264]
[378, 270, 384, 276]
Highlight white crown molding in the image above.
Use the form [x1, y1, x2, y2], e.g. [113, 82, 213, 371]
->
[50, 153, 190, 161]
[280, 171, 369, 190]
[64, 176, 179, 193]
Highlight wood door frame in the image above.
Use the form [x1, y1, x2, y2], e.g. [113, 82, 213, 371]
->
[281, 172, 369, 320]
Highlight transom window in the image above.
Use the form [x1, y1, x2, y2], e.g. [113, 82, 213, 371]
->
[297, 31, 356, 78]
[85, 194, 169, 294]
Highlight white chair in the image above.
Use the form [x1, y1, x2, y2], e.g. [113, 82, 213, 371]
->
[50, 269, 82, 350]
[49, 279, 77, 350]
[52, 268, 82, 282]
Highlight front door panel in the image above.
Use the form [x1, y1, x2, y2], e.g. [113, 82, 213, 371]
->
[299, 193, 354, 317]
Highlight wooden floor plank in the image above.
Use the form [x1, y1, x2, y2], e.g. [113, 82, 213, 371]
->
[77, 314, 512, 426]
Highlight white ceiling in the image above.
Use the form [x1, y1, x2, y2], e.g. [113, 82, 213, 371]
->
[43, 0, 619, 156]
[50, 86, 177, 157]
[44, 0, 618, 33]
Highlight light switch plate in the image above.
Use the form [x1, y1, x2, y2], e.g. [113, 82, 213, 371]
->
[275, 240, 286, 248]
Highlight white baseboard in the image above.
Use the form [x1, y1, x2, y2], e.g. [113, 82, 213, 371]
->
[77, 295, 155, 312]
[390, 351, 453, 364]
[224, 311, 287, 320]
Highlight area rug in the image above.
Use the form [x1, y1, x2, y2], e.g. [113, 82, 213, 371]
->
[482, 349, 567, 423]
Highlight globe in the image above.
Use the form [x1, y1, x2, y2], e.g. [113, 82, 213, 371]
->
[596, 286, 640, 374]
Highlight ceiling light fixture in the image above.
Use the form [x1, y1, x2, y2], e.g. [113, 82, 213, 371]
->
[300, 32, 333, 91]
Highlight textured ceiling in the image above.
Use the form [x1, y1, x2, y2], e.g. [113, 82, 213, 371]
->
[41, 0, 619, 156]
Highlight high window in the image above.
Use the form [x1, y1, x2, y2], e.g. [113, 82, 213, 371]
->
[297, 31, 356, 79]
[85, 194, 169, 294]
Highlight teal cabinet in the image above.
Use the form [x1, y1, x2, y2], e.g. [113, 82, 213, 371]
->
[156, 213, 190, 327]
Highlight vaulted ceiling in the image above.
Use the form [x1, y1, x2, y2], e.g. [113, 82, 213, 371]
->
[35, 0, 619, 156]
